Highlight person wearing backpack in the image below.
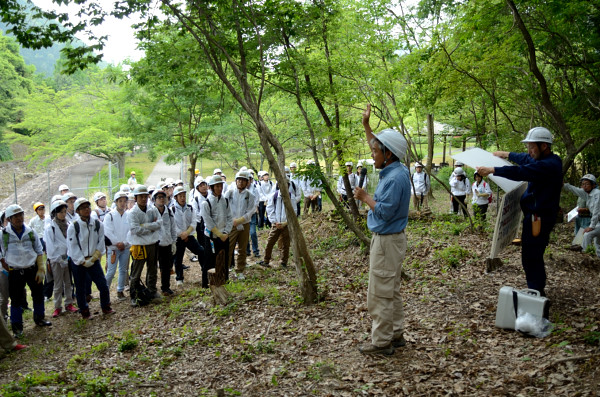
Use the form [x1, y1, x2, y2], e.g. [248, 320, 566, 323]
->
[127, 185, 163, 306]
[411, 163, 430, 210]
[471, 171, 493, 221]
[258, 176, 294, 269]
[257, 171, 274, 229]
[28, 202, 53, 302]
[103, 191, 131, 301]
[67, 198, 114, 319]
[449, 167, 470, 217]
[1, 204, 50, 337]
[224, 171, 257, 280]
[62, 192, 78, 222]
[245, 170, 261, 259]
[201, 175, 233, 281]
[172, 186, 205, 287]
[153, 189, 178, 295]
[44, 200, 78, 318]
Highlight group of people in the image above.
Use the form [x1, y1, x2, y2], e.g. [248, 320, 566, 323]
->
[0, 163, 329, 352]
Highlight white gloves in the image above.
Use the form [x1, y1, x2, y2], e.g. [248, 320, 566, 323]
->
[171, 243, 177, 255]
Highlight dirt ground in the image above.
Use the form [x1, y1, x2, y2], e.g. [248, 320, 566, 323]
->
[0, 193, 599, 396]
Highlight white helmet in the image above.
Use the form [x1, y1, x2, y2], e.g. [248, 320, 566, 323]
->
[127, 193, 135, 201]
[194, 176, 205, 188]
[454, 167, 465, 176]
[51, 194, 63, 203]
[74, 197, 91, 212]
[114, 191, 128, 201]
[58, 184, 69, 192]
[164, 178, 174, 186]
[147, 185, 156, 192]
[284, 166, 290, 173]
[152, 189, 167, 200]
[374, 129, 407, 161]
[455, 161, 464, 167]
[345, 161, 353, 167]
[93, 192, 106, 202]
[248, 169, 255, 176]
[50, 200, 67, 214]
[581, 174, 597, 185]
[120, 184, 131, 193]
[257, 170, 265, 178]
[521, 127, 553, 144]
[290, 162, 297, 168]
[62, 192, 77, 202]
[235, 171, 249, 180]
[357, 161, 363, 167]
[133, 185, 149, 196]
[213, 168, 222, 175]
[240, 166, 248, 172]
[208, 175, 226, 186]
[5, 204, 24, 218]
[173, 186, 186, 196]
[307, 160, 316, 165]
[157, 181, 167, 190]
[174, 179, 183, 186]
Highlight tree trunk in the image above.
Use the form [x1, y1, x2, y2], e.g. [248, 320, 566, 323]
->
[426, 114, 434, 173]
[115, 152, 126, 178]
[188, 155, 197, 189]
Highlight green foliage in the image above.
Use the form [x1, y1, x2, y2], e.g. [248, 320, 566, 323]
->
[434, 245, 470, 269]
[583, 331, 600, 346]
[0, 371, 62, 396]
[118, 331, 139, 352]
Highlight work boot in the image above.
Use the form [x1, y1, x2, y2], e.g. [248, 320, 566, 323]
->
[34, 315, 52, 327]
[117, 291, 126, 301]
[102, 306, 115, 315]
[392, 334, 407, 348]
[81, 308, 91, 320]
[358, 343, 394, 356]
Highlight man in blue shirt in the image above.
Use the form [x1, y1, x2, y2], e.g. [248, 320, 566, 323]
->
[477, 127, 562, 297]
[354, 104, 410, 356]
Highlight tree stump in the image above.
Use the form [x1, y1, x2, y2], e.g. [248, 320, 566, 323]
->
[209, 249, 229, 306]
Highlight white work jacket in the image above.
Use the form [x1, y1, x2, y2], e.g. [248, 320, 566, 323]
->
[91, 207, 111, 222]
[337, 174, 357, 196]
[258, 180, 275, 202]
[412, 171, 430, 195]
[126, 204, 162, 246]
[450, 176, 471, 196]
[472, 181, 493, 205]
[67, 218, 106, 266]
[156, 205, 178, 246]
[28, 215, 48, 238]
[171, 202, 197, 236]
[192, 194, 208, 223]
[266, 190, 290, 224]
[1, 225, 43, 269]
[224, 188, 257, 231]
[103, 210, 131, 251]
[44, 220, 69, 267]
[201, 193, 233, 237]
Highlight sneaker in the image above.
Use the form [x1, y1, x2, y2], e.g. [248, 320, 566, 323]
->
[65, 304, 78, 313]
[34, 318, 52, 327]
[391, 335, 406, 348]
[182, 265, 190, 270]
[151, 292, 163, 302]
[257, 261, 270, 268]
[358, 343, 395, 356]
[162, 289, 175, 296]
[52, 308, 62, 318]
[117, 291, 127, 301]
[13, 344, 28, 351]
[176, 280, 184, 287]
[254, 252, 261, 258]
[102, 307, 115, 315]
[130, 298, 139, 307]
[190, 256, 199, 262]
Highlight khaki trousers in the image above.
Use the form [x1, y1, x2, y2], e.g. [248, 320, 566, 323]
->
[412, 193, 429, 209]
[0, 317, 16, 352]
[368, 231, 407, 347]
[228, 223, 250, 273]
[264, 225, 290, 265]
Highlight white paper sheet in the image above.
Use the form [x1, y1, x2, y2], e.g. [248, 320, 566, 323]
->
[567, 207, 579, 223]
[451, 148, 524, 193]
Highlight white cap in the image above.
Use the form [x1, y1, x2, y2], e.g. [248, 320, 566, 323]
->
[374, 129, 407, 161]
[290, 162, 297, 168]
[58, 184, 69, 192]
[521, 127, 553, 144]
[345, 161, 353, 167]
[74, 197, 91, 212]
[93, 192, 106, 202]
[5, 204, 24, 218]
[454, 167, 465, 176]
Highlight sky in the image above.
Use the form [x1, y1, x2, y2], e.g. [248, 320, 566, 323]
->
[33, 0, 146, 65]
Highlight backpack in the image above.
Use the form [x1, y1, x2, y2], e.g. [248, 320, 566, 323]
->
[131, 280, 153, 307]
[73, 219, 101, 253]
[2, 229, 36, 254]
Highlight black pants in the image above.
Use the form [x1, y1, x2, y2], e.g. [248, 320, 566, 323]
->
[174, 236, 204, 282]
[196, 223, 215, 288]
[210, 236, 230, 282]
[157, 245, 173, 292]
[8, 265, 45, 325]
[521, 213, 556, 293]
[258, 201, 271, 229]
[451, 195, 468, 217]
